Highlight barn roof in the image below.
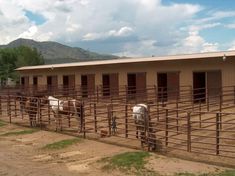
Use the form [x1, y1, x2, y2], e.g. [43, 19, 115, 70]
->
[16, 50, 235, 71]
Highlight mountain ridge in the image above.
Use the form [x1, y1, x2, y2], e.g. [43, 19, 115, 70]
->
[0, 38, 119, 64]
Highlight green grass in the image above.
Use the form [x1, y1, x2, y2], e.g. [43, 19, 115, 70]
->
[1, 129, 38, 136]
[100, 151, 153, 175]
[214, 170, 235, 176]
[174, 170, 235, 176]
[42, 138, 81, 150]
[0, 119, 6, 127]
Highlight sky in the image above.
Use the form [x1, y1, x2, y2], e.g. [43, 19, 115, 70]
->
[0, 0, 235, 57]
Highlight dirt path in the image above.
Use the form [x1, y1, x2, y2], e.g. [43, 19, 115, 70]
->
[0, 123, 229, 176]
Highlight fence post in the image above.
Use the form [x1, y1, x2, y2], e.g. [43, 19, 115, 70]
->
[94, 103, 97, 132]
[216, 113, 220, 155]
[125, 104, 128, 138]
[234, 86, 235, 105]
[38, 98, 42, 129]
[219, 94, 222, 112]
[107, 104, 111, 136]
[48, 101, 51, 125]
[81, 102, 86, 138]
[165, 109, 168, 147]
[199, 100, 202, 128]
[8, 95, 11, 123]
[0, 96, 2, 116]
[14, 97, 17, 118]
[187, 112, 191, 152]
[176, 100, 179, 133]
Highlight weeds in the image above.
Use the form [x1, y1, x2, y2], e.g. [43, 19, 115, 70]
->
[43, 138, 81, 150]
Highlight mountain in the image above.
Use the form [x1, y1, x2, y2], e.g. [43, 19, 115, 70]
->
[0, 38, 119, 64]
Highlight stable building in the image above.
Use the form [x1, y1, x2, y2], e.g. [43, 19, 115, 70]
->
[16, 50, 235, 102]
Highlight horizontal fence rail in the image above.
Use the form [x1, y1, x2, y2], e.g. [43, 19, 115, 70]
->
[0, 85, 235, 165]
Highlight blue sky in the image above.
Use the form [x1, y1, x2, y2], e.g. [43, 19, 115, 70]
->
[0, 0, 235, 56]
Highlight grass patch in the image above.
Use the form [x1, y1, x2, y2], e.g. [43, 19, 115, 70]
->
[1, 129, 38, 136]
[0, 119, 6, 127]
[100, 151, 156, 175]
[214, 170, 235, 176]
[174, 170, 235, 176]
[43, 138, 81, 150]
[175, 173, 196, 176]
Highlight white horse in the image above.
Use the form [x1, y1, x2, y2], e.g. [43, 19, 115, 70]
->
[47, 96, 82, 131]
[132, 104, 148, 139]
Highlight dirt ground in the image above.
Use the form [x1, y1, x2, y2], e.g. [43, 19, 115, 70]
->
[0, 122, 230, 176]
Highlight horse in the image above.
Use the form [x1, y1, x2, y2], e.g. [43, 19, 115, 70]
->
[16, 92, 47, 127]
[24, 97, 39, 127]
[132, 104, 148, 139]
[132, 104, 157, 150]
[16, 92, 28, 118]
[47, 96, 83, 131]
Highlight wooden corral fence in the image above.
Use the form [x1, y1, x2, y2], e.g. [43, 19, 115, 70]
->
[0, 85, 235, 164]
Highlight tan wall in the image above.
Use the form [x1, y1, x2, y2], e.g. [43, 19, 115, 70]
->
[18, 57, 235, 88]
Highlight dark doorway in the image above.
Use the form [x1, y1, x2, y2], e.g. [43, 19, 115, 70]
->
[102, 74, 110, 96]
[63, 75, 69, 87]
[193, 72, 206, 103]
[81, 75, 88, 97]
[21, 76, 29, 87]
[47, 76, 58, 93]
[207, 70, 222, 101]
[21, 77, 25, 86]
[33, 76, 38, 86]
[127, 74, 136, 97]
[157, 73, 168, 101]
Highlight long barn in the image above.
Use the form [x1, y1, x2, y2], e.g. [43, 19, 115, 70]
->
[16, 50, 235, 102]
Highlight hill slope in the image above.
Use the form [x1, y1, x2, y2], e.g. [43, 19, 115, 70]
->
[0, 38, 119, 64]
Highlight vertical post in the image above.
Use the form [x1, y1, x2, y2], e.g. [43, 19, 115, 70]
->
[125, 104, 128, 138]
[107, 104, 111, 136]
[176, 100, 179, 132]
[219, 94, 222, 112]
[147, 105, 150, 151]
[216, 113, 220, 155]
[187, 112, 191, 152]
[96, 86, 99, 103]
[199, 100, 202, 128]
[94, 103, 97, 132]
[81, 103, 86, 138]
[8, 95, 11, 123]
[0, 96, 2, 116]
[48, 101, 51, 125]
[234, 86, 235, 105]
[14, 97, 17, 118]
[165, 109, 168, 147]
[157, 100, 159, 122]
[38, 98, 42, 129]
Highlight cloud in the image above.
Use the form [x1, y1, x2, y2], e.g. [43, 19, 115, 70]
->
[228, 41, 235, 50]
[0, 0, 231, 56]
[18, 25, 38, 39]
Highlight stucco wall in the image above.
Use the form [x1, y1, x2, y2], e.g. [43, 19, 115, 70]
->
[18, 56, 235, 88]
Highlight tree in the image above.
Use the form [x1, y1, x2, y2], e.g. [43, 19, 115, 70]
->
[0, 46, 44, 85]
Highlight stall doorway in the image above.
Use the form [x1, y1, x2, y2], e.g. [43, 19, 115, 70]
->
[193, 72, 206, 103]
[81, 74, 95, 97]
[157, 73, 167, 101]
[102, 74, 110, 96]
[127, 73, 146, 100]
